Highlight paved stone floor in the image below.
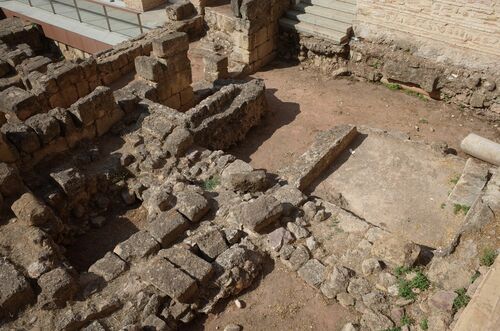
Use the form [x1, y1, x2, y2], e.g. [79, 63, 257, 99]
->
[311, 130, 467, 249]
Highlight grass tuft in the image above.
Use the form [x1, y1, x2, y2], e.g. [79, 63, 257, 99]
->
[384, 82, 402, 91]
[420, 318, 429, 330]
[450, 175, 460, 185]
[480, 248, 498, 267]
[453, 288, 470, 311]
[405, 90, 428, 101]
[202, 176, 220, 191]
[401, 315, 414, 326]
[453, 204, 470, 215]
[396, 267, 430, 300]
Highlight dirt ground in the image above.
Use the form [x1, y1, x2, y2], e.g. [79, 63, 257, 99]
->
[186, 260, 355, 331]
[227, 61, 499, 172]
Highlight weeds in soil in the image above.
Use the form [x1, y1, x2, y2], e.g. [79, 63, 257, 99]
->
[419, 118, 429, 124]
[401, 315, 414, 326]
[420, 318, 429, 330]
[450, 175, 460, 185]
[384, 82, 402, 91]
[470, 271, 481, 283]
[395, 267, 430, 300]
[405, 90, 428, 101]
[382, 328, 401, 331]
[480, 248, 498, 267]
[453, 288, 470, 311]
[202, 176, 220, 191]
[441, 203, 446, 209]
[453, 203, 470, 215]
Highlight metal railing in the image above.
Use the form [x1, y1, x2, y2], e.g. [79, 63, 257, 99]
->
[20, 0, 147, 37]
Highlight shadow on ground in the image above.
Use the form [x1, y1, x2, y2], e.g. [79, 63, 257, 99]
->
[228, 88, 300, 163]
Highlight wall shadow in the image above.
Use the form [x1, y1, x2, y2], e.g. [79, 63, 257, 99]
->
[227, 87, 300, 162]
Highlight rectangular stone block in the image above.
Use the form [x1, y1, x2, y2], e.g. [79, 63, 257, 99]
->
[0, 86, 40, 121]
[143, 257, 198, 303]
[0, 258, 34, 318]
[134, 56, 165, 82]
[279, 125, 358, 191]
[159, 246, 214, 284]
[113, 231, 160, 262]
[88, 252, 128, 282]
[1, 122, 41, 154]
[146, 210, 189, 248]
[152, 32, 189, 58]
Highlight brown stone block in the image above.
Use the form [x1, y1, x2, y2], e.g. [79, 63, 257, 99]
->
[152, 32, 189, 58]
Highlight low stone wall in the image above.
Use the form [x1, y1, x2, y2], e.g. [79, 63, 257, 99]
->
[348, 40, 500, 114]
[0, 86, 124, 167]
[278, 33, 500, 116]
[204, 0, 289, 74]
[187, 79, 267, 149]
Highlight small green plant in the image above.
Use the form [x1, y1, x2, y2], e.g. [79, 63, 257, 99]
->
[401, 315, 414, 326]
[419, 118, 429, 124]
[453, 288, 470, 311]
[382, 328, 401, 331]
[440, 203, 446, 209]
[453, 204, 470, 215]
[405, 90, 428, 101]
[450, 175, 460, 185]
[420, 318, 429, 330]
[202, 176, 220, 191]
[395, 266, 412, 277]
[480, 248, 498, 267]
[396, 268, 430, 299]
[470, 271, 481, 283]
[384, 82, 402, 91]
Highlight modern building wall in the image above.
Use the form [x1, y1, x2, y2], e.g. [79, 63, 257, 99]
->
[354, 0, 500, 69]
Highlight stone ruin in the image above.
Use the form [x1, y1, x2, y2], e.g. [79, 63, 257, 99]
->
[0, 3, 499, 331]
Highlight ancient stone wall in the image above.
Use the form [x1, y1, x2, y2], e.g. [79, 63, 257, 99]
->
[187, 79, 267, 150]
[0, 86, 124, 167]
[205, 0, 289, 74]
[355, 0, 500, 70]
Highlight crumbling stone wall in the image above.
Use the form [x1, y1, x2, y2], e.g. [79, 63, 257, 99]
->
[355, 0, 500, 70]
[0, 86, 124, 167]
[187, 79, 267, 149]
[204, 0, 289, 74]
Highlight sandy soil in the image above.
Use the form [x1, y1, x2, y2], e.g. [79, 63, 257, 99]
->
[185, 260, 355, 331]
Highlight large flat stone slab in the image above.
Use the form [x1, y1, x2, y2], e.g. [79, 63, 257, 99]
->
[312, 129, 467, 248]
[279, 125, 358, 191]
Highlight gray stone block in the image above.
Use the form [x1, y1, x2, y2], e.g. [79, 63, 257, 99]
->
[114, 231, 160, 262]
[159, 246, 214, 284]
[88, 252, 128, 282]
[232, 195, 283, 232]
[147, 210, 189, 248]
[175, 190, 209, 223]
[143, 257, 198, 303]
[0, 258, 34, 318]
[298, 259, 326, 288]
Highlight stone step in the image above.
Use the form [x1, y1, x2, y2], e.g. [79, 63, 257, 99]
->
[453, 258, 500, 331]
[279, 17, 348, 44]
[295, 2, 355, 24]
[278, 125, 358, 191]
[448, 158, 490, 208]
[301, 0, 357, 14]
[286, 10, 352, 34]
